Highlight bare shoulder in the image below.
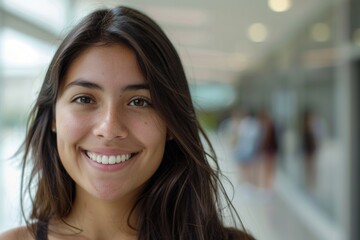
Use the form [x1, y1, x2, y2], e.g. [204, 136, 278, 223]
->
[225, 227, 256, 240]
[0, 226, 34, 240]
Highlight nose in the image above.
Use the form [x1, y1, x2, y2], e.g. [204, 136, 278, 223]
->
[93, 105, 128, 140]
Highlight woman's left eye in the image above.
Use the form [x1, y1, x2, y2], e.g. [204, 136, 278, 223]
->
[128, 97, 151, 107]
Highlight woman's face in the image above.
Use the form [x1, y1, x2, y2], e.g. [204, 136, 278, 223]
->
[55, 44, 167, 202]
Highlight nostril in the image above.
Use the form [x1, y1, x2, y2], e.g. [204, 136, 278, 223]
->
[92, 106, 128, 139]
[93, 120, 128, 140]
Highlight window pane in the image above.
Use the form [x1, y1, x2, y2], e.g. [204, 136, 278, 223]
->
[3, 0, 68, 33]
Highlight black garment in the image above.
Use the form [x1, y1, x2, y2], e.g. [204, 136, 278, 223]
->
[33, 222, 255, 240]
[35, 221, 48, 240]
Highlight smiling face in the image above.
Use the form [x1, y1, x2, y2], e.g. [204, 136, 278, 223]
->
[55, 44, 167, 202]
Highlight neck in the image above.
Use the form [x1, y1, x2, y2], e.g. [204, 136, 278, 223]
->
[50, 187, 138, 240]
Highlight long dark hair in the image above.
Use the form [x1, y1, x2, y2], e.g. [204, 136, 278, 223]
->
[20, 6, 254, 240]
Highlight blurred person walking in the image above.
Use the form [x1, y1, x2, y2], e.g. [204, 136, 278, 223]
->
[232, 110, 262, 187]
[301, 109, 325, 193]
[259, 111, 278, 191]
[219, 108, 245, 147]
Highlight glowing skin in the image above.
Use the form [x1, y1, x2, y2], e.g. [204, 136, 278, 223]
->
[55, 44, 167, 203]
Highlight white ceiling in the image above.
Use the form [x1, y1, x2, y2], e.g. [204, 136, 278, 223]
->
[78, 0, 338, 82]
[75, 0, 332, 82]
[74, 0, 333, 84]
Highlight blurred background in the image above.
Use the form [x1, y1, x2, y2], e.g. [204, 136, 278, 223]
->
[0, 0, 358, 239]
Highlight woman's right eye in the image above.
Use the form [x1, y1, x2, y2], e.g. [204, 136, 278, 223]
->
[73, 96, 95, 104]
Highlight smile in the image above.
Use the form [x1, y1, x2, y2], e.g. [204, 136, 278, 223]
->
[85, 151, 135, 165]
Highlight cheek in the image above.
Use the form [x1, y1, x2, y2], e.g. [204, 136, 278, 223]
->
[56, 110, 90, 145]
[134, 118, 167, 144]
[133, 119, 167, 180]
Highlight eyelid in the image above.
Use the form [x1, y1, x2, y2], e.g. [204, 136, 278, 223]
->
[72, 95, 96, 104]
[128, 96, 152, 107]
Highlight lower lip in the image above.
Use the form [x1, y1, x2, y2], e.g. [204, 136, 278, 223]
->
[83, 152, 135, 172]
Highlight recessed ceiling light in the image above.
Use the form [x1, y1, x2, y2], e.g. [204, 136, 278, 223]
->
[268, 0, 292, 12]
[248, 23, 268, 43]
[310, 23, 331, 42]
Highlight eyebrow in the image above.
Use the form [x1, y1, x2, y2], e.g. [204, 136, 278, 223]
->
[65, 79, 103, 90]
[122, 83, 149, 91]
[64, 79, 149, 92]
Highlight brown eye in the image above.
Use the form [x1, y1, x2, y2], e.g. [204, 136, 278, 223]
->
[128, 97, 151, 107]
[74, 96, 95, 104]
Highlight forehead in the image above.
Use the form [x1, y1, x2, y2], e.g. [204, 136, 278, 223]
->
[61, 44, 146, 88]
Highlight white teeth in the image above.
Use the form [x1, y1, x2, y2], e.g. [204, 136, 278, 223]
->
[102, 156, 109, 164]
[87, 151, 132, 165]
[109, 156, 116, 164]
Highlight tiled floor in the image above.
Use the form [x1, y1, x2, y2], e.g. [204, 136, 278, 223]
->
[212, 133, 326, 240]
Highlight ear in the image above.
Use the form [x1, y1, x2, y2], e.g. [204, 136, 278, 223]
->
[166, 131, 174, 141]
[51, 120, 56, 133]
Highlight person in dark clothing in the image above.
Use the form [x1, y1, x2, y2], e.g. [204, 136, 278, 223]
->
[302, 109, 318, 192]
[259, 111, 278, 190]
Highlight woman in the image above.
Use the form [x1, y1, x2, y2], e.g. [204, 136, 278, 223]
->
[0, 6, 254, 240]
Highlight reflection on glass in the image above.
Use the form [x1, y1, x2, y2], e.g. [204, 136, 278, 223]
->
[1, 28, 55, 75]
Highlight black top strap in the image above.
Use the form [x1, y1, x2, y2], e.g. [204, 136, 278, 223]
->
[35, 221, 48, 240]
